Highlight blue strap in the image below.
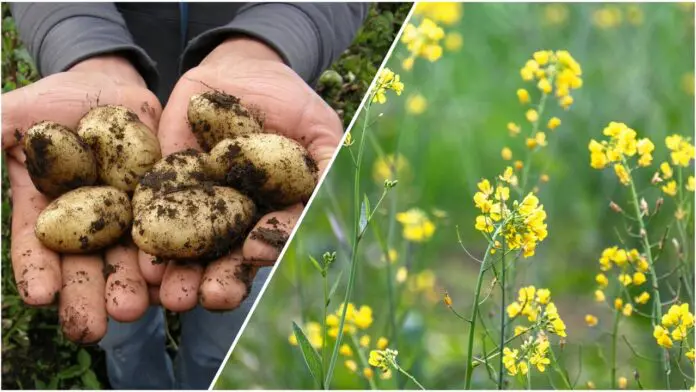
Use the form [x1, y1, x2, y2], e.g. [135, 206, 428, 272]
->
[179, 2, 189, 51]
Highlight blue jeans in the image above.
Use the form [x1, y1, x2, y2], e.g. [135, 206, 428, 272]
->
[99, 267, 270, 389]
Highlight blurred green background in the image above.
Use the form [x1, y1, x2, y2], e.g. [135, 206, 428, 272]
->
[216, 3, 694, 390]
[1, 3, 410, 389]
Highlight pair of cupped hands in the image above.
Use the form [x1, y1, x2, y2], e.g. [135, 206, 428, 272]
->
[1, 38, 342, 343]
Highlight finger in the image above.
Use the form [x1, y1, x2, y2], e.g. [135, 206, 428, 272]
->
[199, 251, 259, 311]
[8, 157, 61, 305]
[148, 285, 161, 305]
[138, 249, 167, 286]
[159, 261, 203, 312]
[59, 254, 108, 344]
[157, 81, 206, 155]
[2, 73, 162, 150]
[242, 204, 301, 265]
[104, 242, 149, 322]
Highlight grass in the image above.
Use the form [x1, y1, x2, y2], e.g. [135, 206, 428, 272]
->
[214, 3, 694, 389]
[0, 2, 409, 389]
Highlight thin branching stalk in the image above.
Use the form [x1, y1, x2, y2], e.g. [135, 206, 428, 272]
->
[324, 99, 373, 388]
[393, 364, 426, 390]
[610, 306, 620, 389]
[321, 270, 329, 384]
[498, 236, 507, 390]
[349, 335, 377, 390]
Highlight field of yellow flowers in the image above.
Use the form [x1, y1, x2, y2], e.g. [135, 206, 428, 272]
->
[214, 3, 694, 389]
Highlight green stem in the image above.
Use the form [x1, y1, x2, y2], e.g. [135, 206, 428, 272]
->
[394, 364, 426, 390]
[519, 74, 554, 194]
[464, 225, 506, 389]
[548, 346, 572, 389]
[372, 223, 398, 341]
[321, 272, 329, 384]
[624, 160, 670, 387]
[324, 100, 373, 388]
[350, 335, 377, 390]
[611, 306, 621, 389]
[498, 236, 507, 390]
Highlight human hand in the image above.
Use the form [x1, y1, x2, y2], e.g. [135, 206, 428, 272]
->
[2, 55, 161, 343]
[144, 37, 342, 312]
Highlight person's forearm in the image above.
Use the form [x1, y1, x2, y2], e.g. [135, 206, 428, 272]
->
[10, 2, 157, 88]
[182, 3, 371, 85]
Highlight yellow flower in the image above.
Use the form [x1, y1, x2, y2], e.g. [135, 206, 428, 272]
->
[475, 215, 494, 233]
[593, 6, 622, 29]
[632, 272, 646, 285]
[654, 325, 673, 348]
[517, 88, 531, 104]
[414, 2, 463, 25]
[533, 50, 551, 65]
[514, 160, 524, 170]
[662, 180, 678, 197]
[363, 368, 374, 379]
[402, 57, 414, 71]
[587, 381, 596, 389]
[537, 78, 552, 94]
[508, 122, 521, 136]
[396, 267, 408, 283]
[343, 132, 354, 147]
[614, 298, 624, 310]
[660, 162, 673, 179]
[666, 134, 695, 166]
[401, 18, 446, 65]
[613, 163, 631, 186]
[595, 290, 606, 302]
[540, 174, 550, 183]
[687, 349, 695, 362]
[547, 117, 561, 130]
[635, 291, 650, 305]
[514, 326, 528, 336]
[289, 321, 324, 348]
[526, 109, 539, 123]
[536, 289, 551, 304]
[501, 147, 513, 160]
[382, 249, 398, 264]
[560, 95, 573, 109]
[344, 359, 358, 372]
[360, 335, 371, 348]
[372, 153, 409, 183]
[406, 93, 427, 115]
[340, 344, 353, 356]
[585, 314, 598, 327]
[444, 32, 463, 51]
[396, 208, 436, 242]
[543, 4, 568, 26]
[372, 68, 404, 104]
[618, 273, 632, 286]
[596, 273, 609, 288]
[354, 306, 373, 329]
[687, 176, 695, 192]
[377, 337, 389, 350]
[622, 304, 633, 317]
[507, 301, 522, 318]
[618, 376, 628, 389]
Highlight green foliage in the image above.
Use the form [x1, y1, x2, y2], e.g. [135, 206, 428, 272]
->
[215, 3, 694, 390]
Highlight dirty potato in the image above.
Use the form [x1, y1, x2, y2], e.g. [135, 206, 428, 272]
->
[132, 149, 211, 215]
[188, 91, 263, 151]
[23, 121, 97, 198]
[35, 186, 132, 253]
[208, 134, 319, 206]
[132, 186, 256, 260]
[77, 105, 161, 191]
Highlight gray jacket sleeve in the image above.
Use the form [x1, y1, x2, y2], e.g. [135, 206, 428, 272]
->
[182, 3, 370, 84]
[9, 3, 159, 89]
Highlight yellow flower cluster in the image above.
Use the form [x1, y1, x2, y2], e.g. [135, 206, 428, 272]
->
[665, 134, 695, 167]
[401, 18, 445, 69]
[327, 302, 374, 337]
[593, 246, 652, 315]
[654, 303, 694, 350]
[413, 2, 463, 25]
[367, 348, 399, 380]
[396, 208, 436, 242]
[473, 172, 548, 258]
[588, 122, 655, 183]
[506, 286, 567, 337]
[372, 68, 404, 104]
[502, 333, 552, 376]
[342, 335, 391, 380]
[519, 50, 582, 110]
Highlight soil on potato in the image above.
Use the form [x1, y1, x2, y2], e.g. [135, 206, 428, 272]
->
[250, 227, 289, 250]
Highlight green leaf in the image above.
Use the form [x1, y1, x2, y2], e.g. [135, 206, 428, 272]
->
[80, 370, 101, 389]
[292, 321, 323, 388]
[47, 377, 59, 390]
[359, 196, 370, 233]
[308, 255, 324, 275]
[77, 349, 91, 368]
[33, 378, 46, 390]
[327, 270, 344, 307]
[57, 364, 85, 380]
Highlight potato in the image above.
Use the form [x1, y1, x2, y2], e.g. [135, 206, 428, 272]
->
[23, 121, 97, 197]
[77, 105, 161, 191]
[35, 186, 132, 253]
[132, 149, 211, 215]
[132, 186, 256, 260]
[208, 134, 318, 206]
[188, 91, 263, 151]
